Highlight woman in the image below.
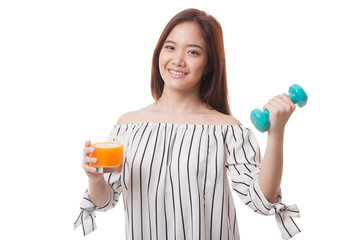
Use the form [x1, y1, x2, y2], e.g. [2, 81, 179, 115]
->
[75, 8, 301, 240]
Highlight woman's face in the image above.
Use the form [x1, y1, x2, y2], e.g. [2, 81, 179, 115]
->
[159, 21, 208, 94]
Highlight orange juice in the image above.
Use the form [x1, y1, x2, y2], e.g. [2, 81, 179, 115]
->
[90, 142, 123, 168]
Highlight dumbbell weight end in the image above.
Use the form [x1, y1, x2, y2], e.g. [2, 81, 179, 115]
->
[288, 84, 307, 107]
[250, 109, 270, 133]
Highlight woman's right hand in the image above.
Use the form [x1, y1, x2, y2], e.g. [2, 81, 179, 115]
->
[82, 140, 104, 183]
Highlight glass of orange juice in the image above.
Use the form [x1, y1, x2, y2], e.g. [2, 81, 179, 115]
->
[89, 136, 124, 173]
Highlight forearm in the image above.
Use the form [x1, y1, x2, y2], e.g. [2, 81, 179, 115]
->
[88, 177, 110, 207]
[258, 131, 284, 203]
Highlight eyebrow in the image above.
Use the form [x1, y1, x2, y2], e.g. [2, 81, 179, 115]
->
[164, 40, 204, 50]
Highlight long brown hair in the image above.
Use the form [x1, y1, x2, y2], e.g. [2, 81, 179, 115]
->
[151, 8, 231, 115]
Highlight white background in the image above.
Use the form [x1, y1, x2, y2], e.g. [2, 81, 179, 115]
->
[1, 0, 359, 239]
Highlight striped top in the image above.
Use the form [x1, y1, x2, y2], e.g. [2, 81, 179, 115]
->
[74, 123, 300, 239]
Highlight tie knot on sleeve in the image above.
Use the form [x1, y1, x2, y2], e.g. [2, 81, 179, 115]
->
[74, 191, 97, 235]
[80, 195, 96, 212]
[271, 203, 300, 217]
[271, 203, 301, 239]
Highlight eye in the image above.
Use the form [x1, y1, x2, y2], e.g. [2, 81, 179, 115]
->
[164, 45, 175, 50]
[188, 50, 200, 55]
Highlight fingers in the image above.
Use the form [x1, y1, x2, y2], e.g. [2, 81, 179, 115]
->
[82, 156, 97, 172]
[82, 140, 97, 172]
[83, 146, 94, 156]
[83, 155, 97, 164]
[279, 93, 296, 111]
[82, 162, 97, 173]
[262, 93, 296, 132]
[263, 94, 295, 114]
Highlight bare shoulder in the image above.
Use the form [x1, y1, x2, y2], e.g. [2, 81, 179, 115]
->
[210, 111, 242, 126]
[223, 115, 242, 126]
[201, 107, 241, 125]
[116, 111, 138, 125]
[116, 106, 151, 125]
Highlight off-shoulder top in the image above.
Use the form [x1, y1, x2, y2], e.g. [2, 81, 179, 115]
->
[75, 123, 300, 239]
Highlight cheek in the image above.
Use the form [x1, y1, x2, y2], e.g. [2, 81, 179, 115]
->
[159, 52, 170, 70]
[192, 60, 208, 76]
[159, 54, 173, 83]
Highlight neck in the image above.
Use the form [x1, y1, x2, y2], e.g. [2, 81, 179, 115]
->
[155, 87, 205, 114]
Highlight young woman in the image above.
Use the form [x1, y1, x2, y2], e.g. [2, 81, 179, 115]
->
[75, 8, 301, 240]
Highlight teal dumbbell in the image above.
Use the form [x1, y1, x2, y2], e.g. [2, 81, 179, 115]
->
[250, 84, 308, 132]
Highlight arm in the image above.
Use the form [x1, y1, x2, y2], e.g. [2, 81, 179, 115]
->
[258, 131, 284, 203]
[74, 172, 122, 235]
[82, 140, 110, 206]
[226, 121, 300, 239]
[88, 177, 110, 207]
[226, 125, 281, 214]
[75, 125, 125, 235]
[258, 93, 295, 203]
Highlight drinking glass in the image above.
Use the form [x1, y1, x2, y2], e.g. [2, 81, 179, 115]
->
[89, 136, 124, 173]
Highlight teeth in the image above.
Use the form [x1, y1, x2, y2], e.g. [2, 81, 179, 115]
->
[169, 70, 186, 76]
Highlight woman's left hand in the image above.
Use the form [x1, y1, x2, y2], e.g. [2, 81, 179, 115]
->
[263, 93, 296, 134]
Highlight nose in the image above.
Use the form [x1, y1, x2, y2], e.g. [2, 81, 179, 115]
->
[172, 51, 185, 67]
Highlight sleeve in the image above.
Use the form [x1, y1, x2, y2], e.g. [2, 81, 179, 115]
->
[74, 172, 123, 236]
[225, 125, 301, 240]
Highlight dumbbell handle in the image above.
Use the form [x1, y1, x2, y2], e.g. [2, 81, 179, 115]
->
[251, 84, 307, 132]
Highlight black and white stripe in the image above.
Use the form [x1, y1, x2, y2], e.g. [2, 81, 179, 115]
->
[75, 123, 300, 240]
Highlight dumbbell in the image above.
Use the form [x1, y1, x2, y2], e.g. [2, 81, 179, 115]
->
[250, 84, 307, 132]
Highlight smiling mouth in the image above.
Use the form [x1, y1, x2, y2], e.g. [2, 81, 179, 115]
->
[169, 69, 188, 76]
